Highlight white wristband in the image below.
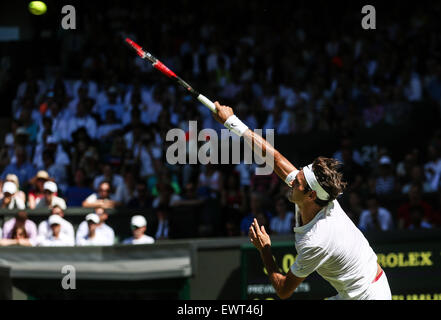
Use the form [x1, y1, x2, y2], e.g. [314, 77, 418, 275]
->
[285, 170, 299, 186]
[224, 115, 249, 137]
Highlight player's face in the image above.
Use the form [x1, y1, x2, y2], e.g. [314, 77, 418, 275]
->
[288, 170, 309, 204]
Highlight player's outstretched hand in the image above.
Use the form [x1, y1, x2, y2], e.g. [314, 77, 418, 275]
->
[249, 218, 271, 252]
[213, 101, 234, 124]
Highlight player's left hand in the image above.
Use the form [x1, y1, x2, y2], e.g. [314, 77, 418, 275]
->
[249, 218, 271, 251]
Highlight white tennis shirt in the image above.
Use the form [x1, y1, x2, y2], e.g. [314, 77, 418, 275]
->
[291, 199, 378, 299]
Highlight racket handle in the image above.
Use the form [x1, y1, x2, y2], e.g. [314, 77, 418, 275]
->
[197, 94, 217, 113]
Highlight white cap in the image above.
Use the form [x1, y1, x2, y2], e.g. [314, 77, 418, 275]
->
[131, 215, 147, 228]
[379, 156, 392, 165]
[2, 181, 17, 195]
[43, 181, 58, 193]
[86, 213, 100, 224]
[48, 214, 63, 226]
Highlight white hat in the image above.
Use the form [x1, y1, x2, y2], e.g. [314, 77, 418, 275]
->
[43, 181, 58, 193]
[131, 215, 147, 228]
[48, 214, 63, 226]
[2, 181, 17, 195]
[379, 156, 392, 165]
[86, 213, 100, 224]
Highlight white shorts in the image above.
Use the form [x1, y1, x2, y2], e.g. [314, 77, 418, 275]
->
[327, 271, 392, 300]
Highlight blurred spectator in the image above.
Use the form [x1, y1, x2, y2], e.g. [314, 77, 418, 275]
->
[114, 170, 137, 205]
[263, 104, 292, 134]
[240, 192, 273, 236]
[0, 146, 36, 190]
[76, 213, 108, 246]
[93, 163, 124, 192]
[72, 69, 98, 100]
[397, 184, 435, 229]
[82, 181, 120, 209]
[95, 86, 124, 122]
[0, 225, 34, 247]
[27, 170, 50, 209]
[45, 101, 69, 142]
[402, 69, 422, 102]
[37, 214, 75, 246]
[423, 145, 441, 192]
[76, 207, 115, 245]
[375, 156, 396, 196]
[134, 129, 162, 180]
[2, 210, 37, 245]
[17, 107, 38, 144]
[220, 173, 246, 231]
[76, 146, 100, 180]
[396, 151, 418, 186]
[35, 116, 53, 151]
[0, 181, 25, 210]
[35, 181, 67, 210]
[127, 180, 153, 209]
[401, 166, 432, 194]
[149, 167, 181, 197]
[333, 138, 364, 166]
[234, 161, 255, 190]
[155, 205, 170, 240]
[122, 215, 155, 244]
[197, 163, 222, 197]
[269, 196, 294, 235]
[65, 168, 94, 206]
[97, 109, 123, 140]
[408, 206, 433, 230]
[152, 182, 181, 208]
[340, 147, 364, 193]
[172, 182, 204, 207]
[342, 191, 363, 225]
[15, 69, 46, 104]
[2, 174, 26, 204]
[67, 101, 98, 141]
[122, 91, 150, 126]
[250, 165, 279, 196]
[358, 195, 394, 232]
[362, 95, 385, 128]
[33, 135, 70, 183]
[37, 205, 75, 244]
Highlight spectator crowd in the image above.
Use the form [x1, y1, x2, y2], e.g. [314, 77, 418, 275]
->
[0, 1, 441, 246]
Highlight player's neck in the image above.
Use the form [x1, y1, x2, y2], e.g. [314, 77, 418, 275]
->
[297, 202, 323, 226]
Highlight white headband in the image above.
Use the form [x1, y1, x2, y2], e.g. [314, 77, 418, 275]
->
[303, 164, 330, 201]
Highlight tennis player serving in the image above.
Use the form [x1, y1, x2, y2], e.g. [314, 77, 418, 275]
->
[213, 101, 392, 300]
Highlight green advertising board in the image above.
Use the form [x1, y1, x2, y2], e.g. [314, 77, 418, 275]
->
[241, 235, 441, 300]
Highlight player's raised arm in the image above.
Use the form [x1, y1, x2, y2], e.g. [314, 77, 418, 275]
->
[213, 101, 299, 186]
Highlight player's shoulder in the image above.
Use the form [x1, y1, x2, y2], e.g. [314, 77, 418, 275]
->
[297, 201, 341, 245]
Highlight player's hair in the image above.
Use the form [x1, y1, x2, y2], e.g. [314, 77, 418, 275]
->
[310, 157, 347, 207]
